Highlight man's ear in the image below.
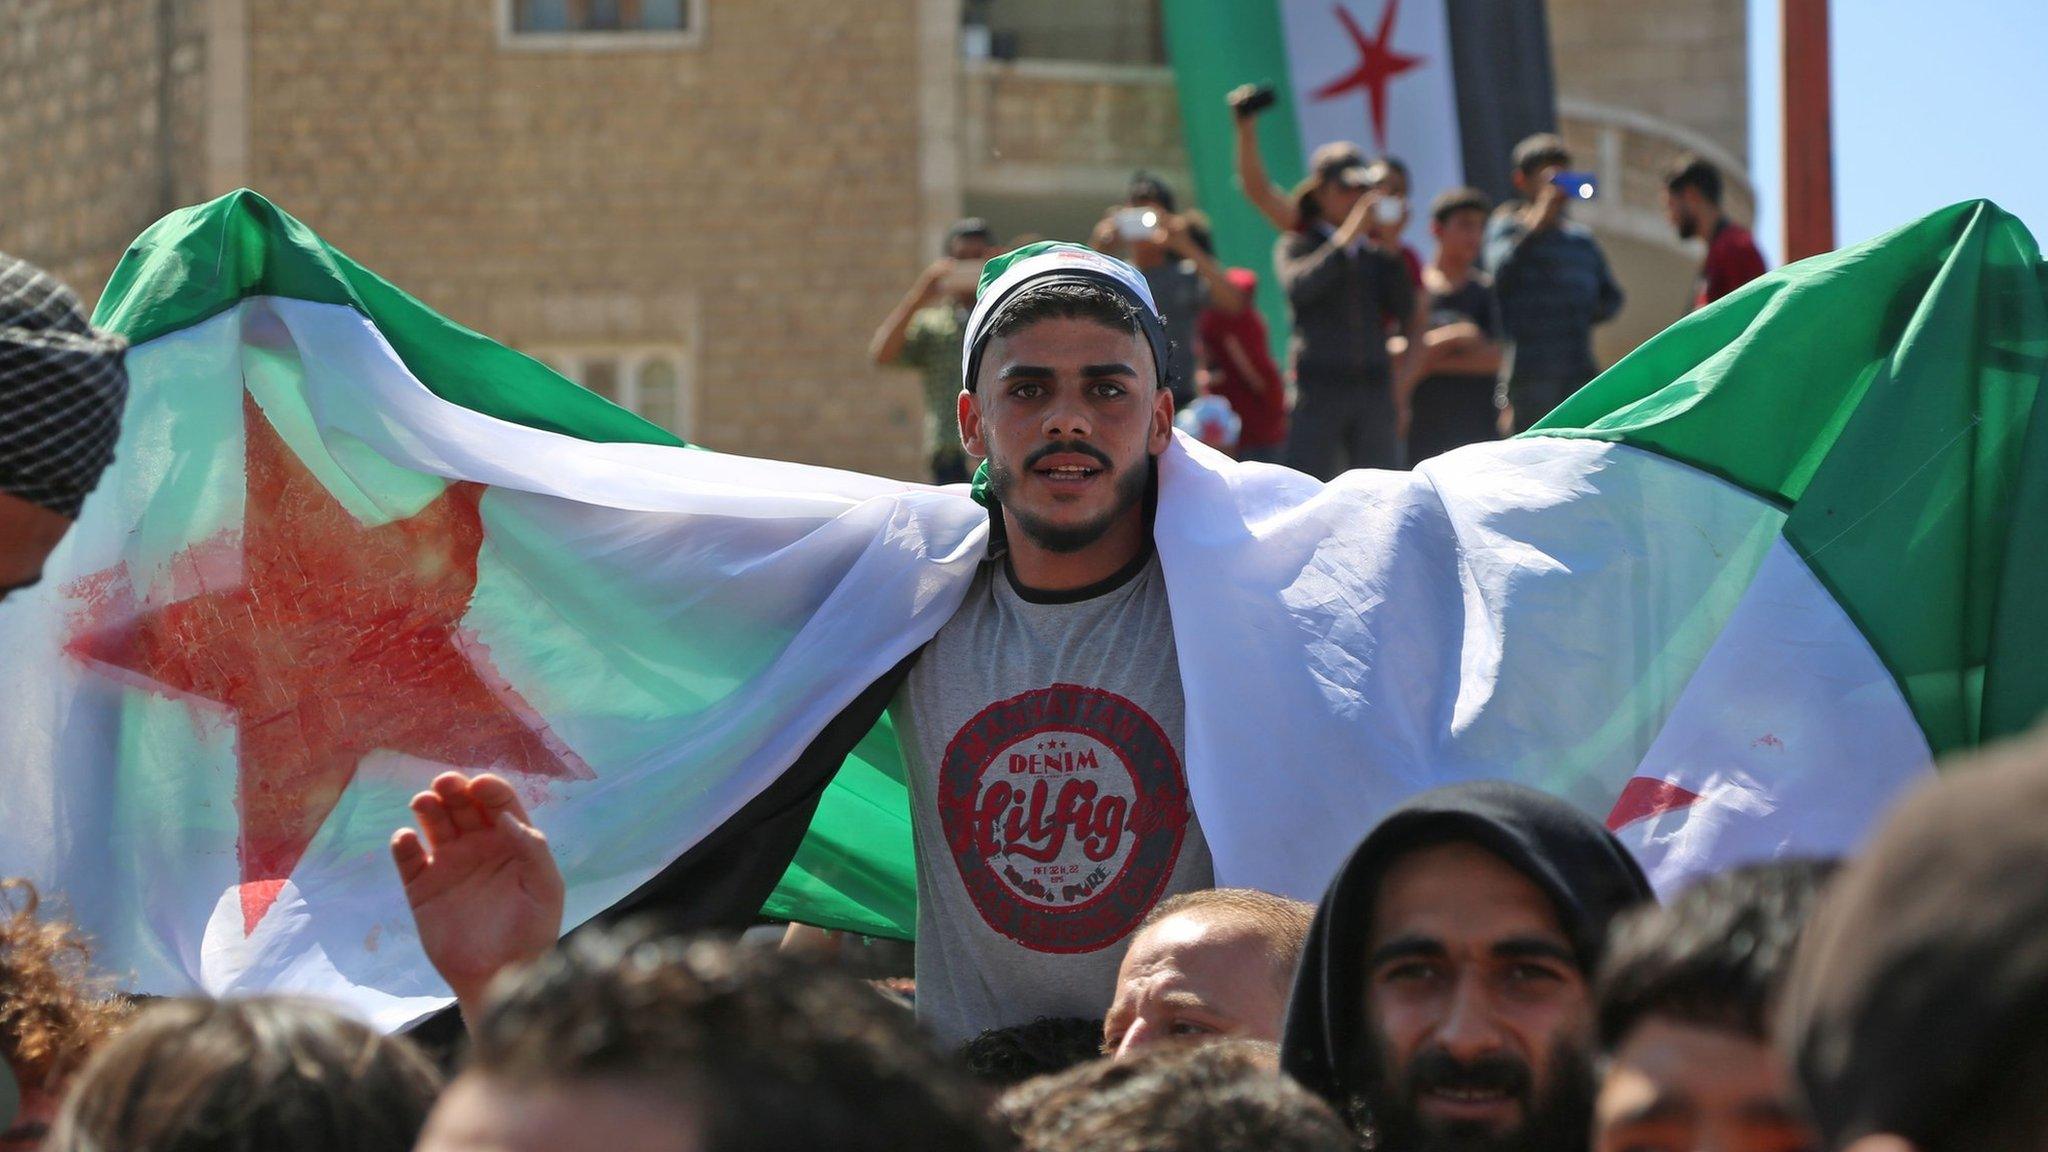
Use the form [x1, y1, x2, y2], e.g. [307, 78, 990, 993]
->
[1149, 381, 1174, 456]
[958, 388, 986, 459]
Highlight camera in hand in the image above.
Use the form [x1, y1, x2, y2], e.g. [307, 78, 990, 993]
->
[1114, 208, 1162, 241]
[1227, 83, 1278, 118]
[1547, 171, 1600, 201]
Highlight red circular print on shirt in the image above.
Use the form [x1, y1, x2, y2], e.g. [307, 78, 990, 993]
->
[937, 683, 1192, 954]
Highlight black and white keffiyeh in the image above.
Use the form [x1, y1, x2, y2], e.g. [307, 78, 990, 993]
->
[0, 252, 129, 518]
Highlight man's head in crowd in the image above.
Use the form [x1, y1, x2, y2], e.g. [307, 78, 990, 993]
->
[1001, 1038, 1355, 1152]
[1282, 781, 1654, 1152]
[1509, 133, 1574, 201]
[418, 927, 1003, 1152]
[1594, 860, 1836, 1152]
[1782, 726, 2048, 1152]
[1102, 888, 1314, 1059]
[959, 1015, 1105, 1086]
[960, 244, 1173, 569]
[1296, 141, 1372, 228]
[0, 880, 128, 1151]
[0, 252, 130, 599]
[942, 218, 999, 306]
[1432, 188, 1493, 266]
[1663, 155, 1726, 241]
[46, 995, 440, 1152]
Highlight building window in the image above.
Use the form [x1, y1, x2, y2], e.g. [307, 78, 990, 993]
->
[533, 348, 695, 440]
[963, 0, 1164, 66]
[502, 0, 701, 47]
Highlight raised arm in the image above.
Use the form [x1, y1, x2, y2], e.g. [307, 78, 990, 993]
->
[868, 260, 952, 366]
[1231, 102, 1300, 234]
[391, 771, 566, 1026]
[1164, 215, 1247, 313]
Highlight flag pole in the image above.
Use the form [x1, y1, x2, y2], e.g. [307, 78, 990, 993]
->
[1781, 0, 1835, 260]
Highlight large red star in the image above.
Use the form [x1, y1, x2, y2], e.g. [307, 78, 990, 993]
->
[1309, 0, 1426, 151]
[66, 394, 591, 935]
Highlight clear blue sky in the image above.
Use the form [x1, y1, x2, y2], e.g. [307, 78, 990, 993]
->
[1746, 0, 2048, 252]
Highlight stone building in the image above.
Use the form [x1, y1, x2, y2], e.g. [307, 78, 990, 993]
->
[0, 0, 1753, 479]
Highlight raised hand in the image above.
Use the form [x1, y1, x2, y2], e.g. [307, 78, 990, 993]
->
[390, 771, 565, 1018]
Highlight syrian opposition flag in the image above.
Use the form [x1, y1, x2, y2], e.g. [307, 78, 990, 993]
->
[0, 191, 2041, 1030]
[1163, 0, 1556, 318]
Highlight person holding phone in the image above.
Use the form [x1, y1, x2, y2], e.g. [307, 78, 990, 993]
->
[1483, 134, 1625, 432]
[870, 218, 998, 484]
[1275, 147, 1423, 478]
[1089, 175, 1246, 408]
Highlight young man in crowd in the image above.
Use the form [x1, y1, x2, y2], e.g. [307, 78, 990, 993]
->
[1665, 154, 1770, 309]
[0, 252, 130, 600]
[1781, 725, 2048, 1152]
[1281, 781, 1654, 1150]
[1592, 861, 1835, 1152]
[1002, 1039, 1356, 1152]
[870, 218, 998, 484]
[1277, 144, 1423, 477]
[396, 243, 1217, 1050]
[1399, 188, 1504, 464]
[1192, 255, 1288, 463]
[0, 881, 129, 1151]
[1089, 174, 1246, 408]
[47, 997, 441, 1152]
[414, 926, 1003, 1152]
[1485, 134, 1625, 432]
[1102, 888, 1314, 1059]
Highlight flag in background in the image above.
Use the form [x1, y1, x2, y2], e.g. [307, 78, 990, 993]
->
[0, 190, 2040, 1031]
[1163, 0, 1557, 347]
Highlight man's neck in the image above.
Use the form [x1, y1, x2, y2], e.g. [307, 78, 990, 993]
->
[1431, 251, 1473, 283]
[1696, 205, 1725, 239]
[1002, 506, 1150, 595]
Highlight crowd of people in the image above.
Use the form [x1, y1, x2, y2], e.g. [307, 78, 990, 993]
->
[8, 744, 2048, 1151]
[875, 91, 1770, 482]
[0, 84, 2000, 1152]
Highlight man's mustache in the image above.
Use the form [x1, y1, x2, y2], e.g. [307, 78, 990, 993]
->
[1405, 1047, 1533, 1099]
[1023, 441, 1114, 471]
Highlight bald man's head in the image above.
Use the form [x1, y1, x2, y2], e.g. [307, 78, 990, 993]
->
[1104, 889, 1314, 1059]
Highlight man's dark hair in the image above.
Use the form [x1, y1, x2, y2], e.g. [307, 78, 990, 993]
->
[1430, 187, 1493, 226]
[1596, 858, 1837, 1051]
[999, 1039, 1353, 1152]
[47, 996, 441, 1152]
[1127, 172, 1178, 213]
[469, 926, 1004, 1152]
[958, 1015, 1105, 1086]
[1512, 133, 1572, 177]
[947, 217, 998, 248]
[974, 280, 1155, 392]
[1663, 154, 1724, 205]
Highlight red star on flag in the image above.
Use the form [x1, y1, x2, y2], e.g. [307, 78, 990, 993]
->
[1605, 777, 1703, 831]
[66, 394, 590, 935]
[1310, 0, 1426, 151]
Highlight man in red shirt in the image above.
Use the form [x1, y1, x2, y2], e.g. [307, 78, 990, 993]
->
[1664, 155, 1769, 309]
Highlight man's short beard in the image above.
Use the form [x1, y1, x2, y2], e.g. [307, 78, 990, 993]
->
[985, 445, 1151, 555]
[1352, 1027, 1596, 1152]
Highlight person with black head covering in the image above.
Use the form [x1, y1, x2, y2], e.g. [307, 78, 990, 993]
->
[1282, 781, 1654, 1152]
[0, 252, 129, 599]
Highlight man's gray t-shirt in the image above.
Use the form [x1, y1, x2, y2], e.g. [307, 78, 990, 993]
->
[900, 549, 1212, 1050]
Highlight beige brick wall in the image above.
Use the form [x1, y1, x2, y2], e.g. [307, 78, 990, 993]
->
[0, 0, 209, 300]
[242, 0, 934, 479]
[1550, 0, 1750, 162]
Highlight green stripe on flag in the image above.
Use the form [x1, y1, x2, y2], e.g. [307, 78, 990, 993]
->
[1163, 0, 1302, 362]
[1532, 200, 2048, 753]
[91, 188, 916, 940]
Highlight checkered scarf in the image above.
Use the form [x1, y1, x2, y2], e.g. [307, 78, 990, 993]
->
[0, 252, 129, 518]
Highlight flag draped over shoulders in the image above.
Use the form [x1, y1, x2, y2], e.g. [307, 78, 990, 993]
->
[0, 191, 2039, 1029]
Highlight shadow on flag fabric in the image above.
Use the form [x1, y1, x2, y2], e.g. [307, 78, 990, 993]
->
[0, 190, 2041, 1030]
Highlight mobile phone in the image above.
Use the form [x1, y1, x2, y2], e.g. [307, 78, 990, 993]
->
[1228, 82, 1278, 117]
[1370, 195, 1406, 226]
[1548, 171, 1599, 200]
[1115, 207, 1161, 241]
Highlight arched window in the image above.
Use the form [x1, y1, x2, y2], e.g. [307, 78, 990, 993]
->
[531, 347, 694, 440]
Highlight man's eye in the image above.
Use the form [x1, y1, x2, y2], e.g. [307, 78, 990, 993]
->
[1168, 1020, 1217, 1036]
[1010, 383, 1045, 399]
[1090, 381, 1127, 397]
[1382, 961, 1441, 984]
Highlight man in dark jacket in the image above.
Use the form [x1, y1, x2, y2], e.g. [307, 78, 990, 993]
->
[1484, 135, 1625, 432]
[1277, 145, 1422, 479]
[1281, 781, 1654, 1152]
